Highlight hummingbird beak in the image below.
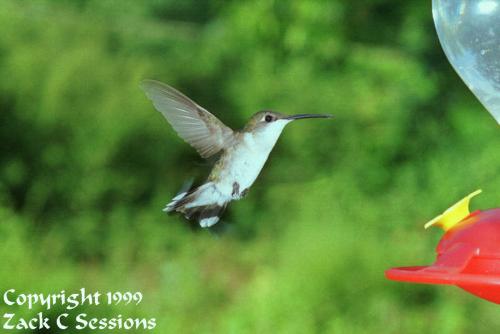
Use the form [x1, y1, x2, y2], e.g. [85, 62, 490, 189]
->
[284, 114, 333, 121]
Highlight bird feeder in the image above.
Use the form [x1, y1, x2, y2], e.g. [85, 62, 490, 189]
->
[386, 190, 500, 304]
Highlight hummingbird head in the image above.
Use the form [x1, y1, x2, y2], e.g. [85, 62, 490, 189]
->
[243, 110, 332, 148]
[244, 110, 332, 131]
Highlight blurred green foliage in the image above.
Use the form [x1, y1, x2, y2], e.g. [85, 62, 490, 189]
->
[0, 0, 499, 333]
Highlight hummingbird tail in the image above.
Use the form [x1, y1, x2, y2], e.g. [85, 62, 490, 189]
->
[187, 204, 227, 228]
[164, 182, 229, 228]
[164, 179, 195, 212]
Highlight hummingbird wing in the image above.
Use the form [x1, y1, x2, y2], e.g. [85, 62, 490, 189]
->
[141, 80, 235, 158]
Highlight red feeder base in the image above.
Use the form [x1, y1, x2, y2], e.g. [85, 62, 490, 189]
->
[386, 207, 500, 304]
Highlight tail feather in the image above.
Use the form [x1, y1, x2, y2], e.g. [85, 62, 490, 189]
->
[164, 179, 194, 212]
[165, 181, 229, 228]
[184, 203, 227, 227]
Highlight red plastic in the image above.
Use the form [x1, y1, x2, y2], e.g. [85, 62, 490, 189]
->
[386, 208, 500, 304]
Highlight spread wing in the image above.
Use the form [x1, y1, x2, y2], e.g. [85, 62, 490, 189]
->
[141, 80, 235, 158]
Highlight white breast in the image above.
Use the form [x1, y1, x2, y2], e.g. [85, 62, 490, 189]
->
[221, 134, 269, 190]
[217, 120, 289, 197]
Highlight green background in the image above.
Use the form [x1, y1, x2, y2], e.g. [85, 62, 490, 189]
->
[1, 0, 499, 333]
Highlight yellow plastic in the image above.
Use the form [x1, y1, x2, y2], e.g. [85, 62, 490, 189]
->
[424, 190, 482, 231]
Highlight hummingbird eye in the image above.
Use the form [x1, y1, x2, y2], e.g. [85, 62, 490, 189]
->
[265, 115, 273, 123]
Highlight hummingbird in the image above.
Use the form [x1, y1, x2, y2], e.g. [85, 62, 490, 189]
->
[141, 80, 332, 228]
